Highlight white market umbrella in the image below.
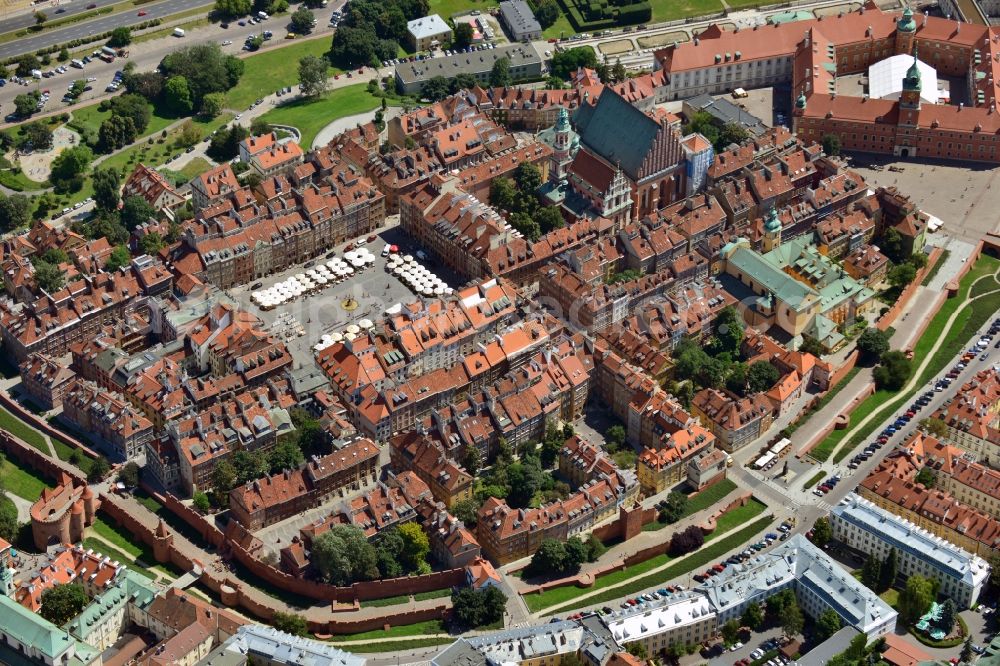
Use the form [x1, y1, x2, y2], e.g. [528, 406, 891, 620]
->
[330, 332, 344, 342]
[346, 324, 361, 334]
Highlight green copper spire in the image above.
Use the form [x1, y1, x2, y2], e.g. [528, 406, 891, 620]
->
[903, 48, 921, 92]
[796, 92, 807, 109]
[764, 207, 781, 234]
[898, 6, 916, 32]
[555, 106, 570, 132]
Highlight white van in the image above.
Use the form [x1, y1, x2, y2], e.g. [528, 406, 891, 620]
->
[173, 27, 186, 37]
[381, 244, 391, 257]
[257, 10, 269, 19]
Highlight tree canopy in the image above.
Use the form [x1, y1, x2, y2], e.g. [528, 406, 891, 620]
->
[451, 586, 507, 629]
[50, 145, 93, 192]
[272, 611, 309, 636]
[856, 327, 890, 364]
[159, 43, 244, 108]
[489, 57, 512, 87]
[311, 525, 378, 585]
[815, 609, 842, 641]
[0, 194, 31, 232]
[40, 584, 88, 626]
[898, 574, 934, 625]
[873, 350, 912, 391]
[550, 47, 598, 79]
[298, 55, 329, 98]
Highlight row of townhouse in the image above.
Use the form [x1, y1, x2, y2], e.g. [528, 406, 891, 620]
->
[228, 438, 381, 530]
[175, 148, 386, 289]
[399, 173, 608, 287]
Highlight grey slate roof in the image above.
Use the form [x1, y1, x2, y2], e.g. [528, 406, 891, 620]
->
[395, 45, 542, 90]
[685, 93, 768, 136]
[499, 0, 542, 36]
[573, 89, 660, 181]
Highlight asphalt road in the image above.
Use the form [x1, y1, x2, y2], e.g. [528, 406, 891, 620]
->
[1, 0, 209, 36]
[0, 0, 217, 59]
[0, 5, 346, 122]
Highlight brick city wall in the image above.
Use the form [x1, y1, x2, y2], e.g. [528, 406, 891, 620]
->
[0, 391, 102, 461]
[0, 428, 82, 487]
[875, 245, 944, 332]
[827, 350, 860, 391]
[947, 239, 985, 295]
[525, 493, 753, 597]
[591, 506, 658, 543]
[0, 426, 451, 632]
[150, 487, 465, 604]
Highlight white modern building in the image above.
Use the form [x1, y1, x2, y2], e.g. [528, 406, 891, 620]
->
[218, 625, 367, 666]
[604, 591, 717, 654]
[830, 493, 990, 609]
[407, 14, 452, 51]
[698, 533, 897, 639]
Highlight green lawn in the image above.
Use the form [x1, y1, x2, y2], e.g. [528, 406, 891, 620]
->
[257, 84, 382, 149]
[527, 500, 768, 612]
[133, 487, 166, 516]
[94, 113, 232, 182]
[1, 456, 52, 501]
[362, 593, 411, 608]
[81, 538, 158, 580]
[413, 588, 453, 602]
[685, 478, 738, 516]
[49, 437, 96, 475]
[650, 0, 724, 22]
[330, 638, 454, 653]
[723, 0, 767, 8]
[802, 470, 826, 489]
[327, 619, 447, 642]
[226, 38, 341, 110]
[0, 406, 49, 454]
[175, 157, 213, 182]
[707, 498, 766, 538]
[428, 0, 497, 19]
[644, 479, 738, 533]
[542, 11, 576, 40]
[92, 517, 143, 558]
[69, 103, 180, 147]
[880, 587, 899, 609]
[812, 254, 1000, 464]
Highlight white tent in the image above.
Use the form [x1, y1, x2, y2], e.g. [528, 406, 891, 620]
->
[867, 54, 938, 104]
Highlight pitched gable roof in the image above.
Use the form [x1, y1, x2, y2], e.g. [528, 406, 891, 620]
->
[573, 88, 662, 181]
